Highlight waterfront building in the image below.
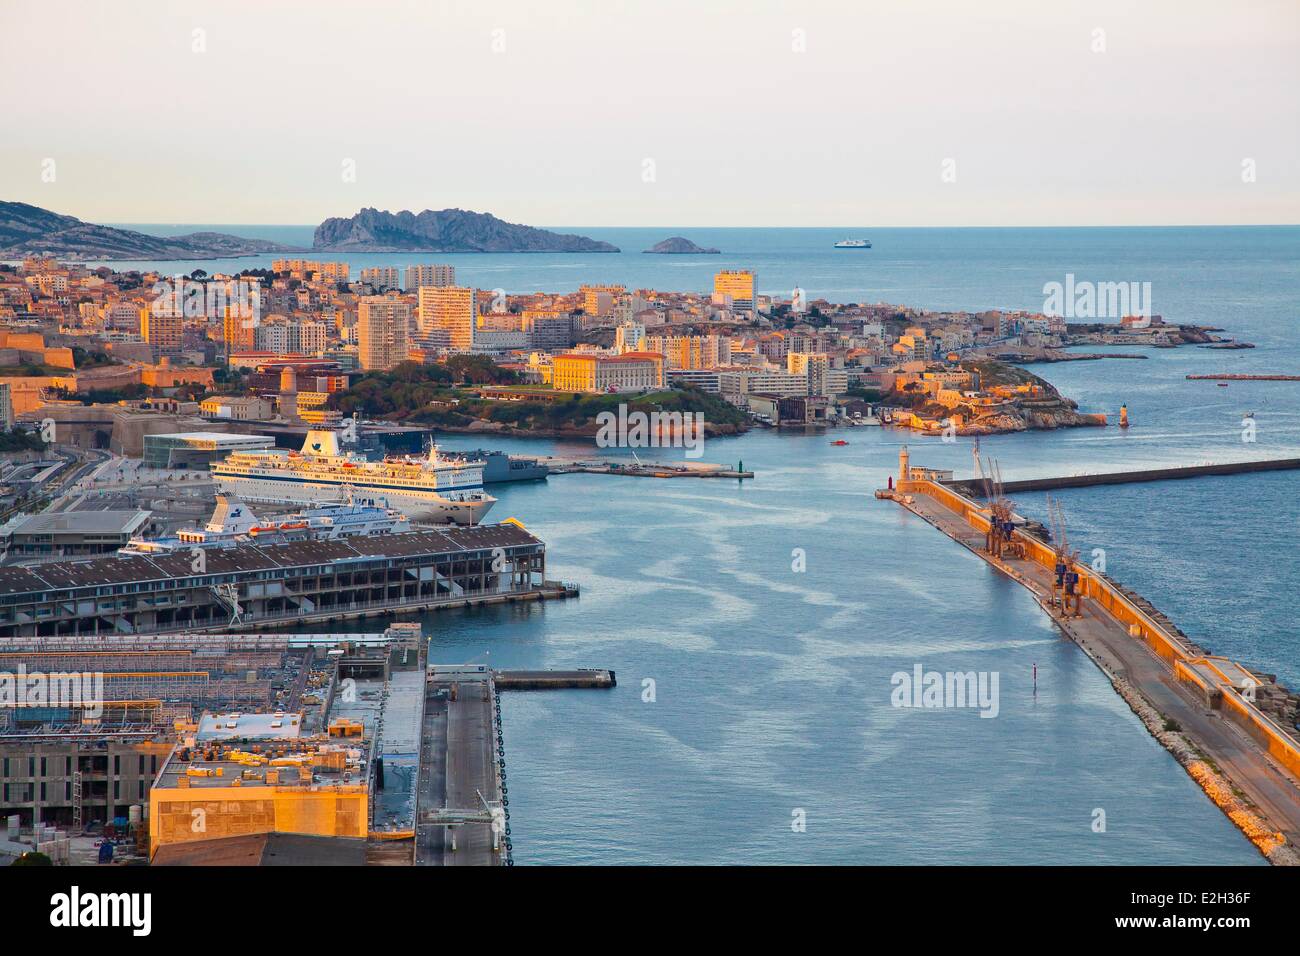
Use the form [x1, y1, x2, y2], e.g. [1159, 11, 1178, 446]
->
[0, 511, 154, 564]
[787, 352, 831, 395]
[142, 431, 276, 469]
[358, 295, 412, 370]
[0, 382, 12, 431]
[0, 524, 548, 640]
[417, 286, 475, 350]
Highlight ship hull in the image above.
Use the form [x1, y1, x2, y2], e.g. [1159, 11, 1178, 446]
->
[213, 475, 495, 525]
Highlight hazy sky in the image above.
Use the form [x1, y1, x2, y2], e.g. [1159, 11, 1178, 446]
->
[2, 0, 1297, 227]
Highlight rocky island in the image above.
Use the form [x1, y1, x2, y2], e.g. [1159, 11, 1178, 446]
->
[643, 236, 720, 254]
[0, 200, 297, 260]
[313, 207, 619, 253]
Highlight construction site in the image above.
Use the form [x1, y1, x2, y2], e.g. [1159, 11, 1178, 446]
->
[879, 446, 1300, 864]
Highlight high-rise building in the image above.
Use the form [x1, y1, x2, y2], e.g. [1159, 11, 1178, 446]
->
[357, 296, 412, 370]
[141, 304, 184, 352]
[404, 264, 456, 290]
[521, 311, 577, 350]
[417, 286, 475, 350]
[714, 269, 756, 313]
[359, 267, 401, 291]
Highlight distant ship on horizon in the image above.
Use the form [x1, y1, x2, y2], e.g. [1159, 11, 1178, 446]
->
[833, 238, 872, 249]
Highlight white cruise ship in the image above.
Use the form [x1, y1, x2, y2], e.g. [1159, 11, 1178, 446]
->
[210, 430, 496, 525]
[119, 493, 414, 555]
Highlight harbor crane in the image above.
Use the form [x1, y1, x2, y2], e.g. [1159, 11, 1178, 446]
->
[1046, 495, 1082, 617]
[978, 454, 1022, 560]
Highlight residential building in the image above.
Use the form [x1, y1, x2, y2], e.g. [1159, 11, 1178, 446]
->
[417, 286, 475, 350]
[358, 296, 412, 370]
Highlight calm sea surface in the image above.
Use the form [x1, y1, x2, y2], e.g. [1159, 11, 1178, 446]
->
[136, 225, 1297, 863]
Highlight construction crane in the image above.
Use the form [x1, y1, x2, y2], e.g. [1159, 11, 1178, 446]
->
[1046, 495, 1081, 617]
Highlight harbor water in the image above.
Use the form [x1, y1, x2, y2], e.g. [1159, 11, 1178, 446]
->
[156, 224, 1296, 863]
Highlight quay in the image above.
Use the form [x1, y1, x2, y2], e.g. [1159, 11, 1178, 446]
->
[519, 455, 753, 479]
[416, 664, 508, 866]
[494, 668, 616, 689]
[0, 521, 576, 639]
[1187, 373, 1300, 381]
[881, 448, 1300, 864]
[946, 457, 1300, 496]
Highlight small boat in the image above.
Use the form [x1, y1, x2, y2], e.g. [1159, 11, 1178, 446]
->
[830, 439, 849, 446]
[833, 239, 871, 249]
[1216, 382, 1229, 387]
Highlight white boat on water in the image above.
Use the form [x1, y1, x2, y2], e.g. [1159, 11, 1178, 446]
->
[833, 238, 872, 249]
[210, 429, 496, 525]
[120, 492, 415, 555]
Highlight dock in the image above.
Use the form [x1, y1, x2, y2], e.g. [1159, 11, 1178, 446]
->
[519, 455, 753, 479]
[416, 665, 509, 867]
[882, 451, 1300, 864]
[1186, 374, 1300, 381]
[494, 669, 616, 690]
[946, 457, 1300, 495]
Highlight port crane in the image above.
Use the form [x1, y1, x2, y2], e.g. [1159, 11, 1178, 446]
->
[1046, 495, 1081, 617]
[978, 454, 1022, 559]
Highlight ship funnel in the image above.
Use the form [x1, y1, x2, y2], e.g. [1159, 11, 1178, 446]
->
[304, 429, 343, 457]
[206, 493, 260, 534]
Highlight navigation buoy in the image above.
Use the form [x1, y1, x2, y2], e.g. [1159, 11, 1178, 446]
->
[1119, 404, 1129, 429]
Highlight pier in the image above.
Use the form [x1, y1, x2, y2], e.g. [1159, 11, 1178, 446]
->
[882, 450, 1300, 863]
[946, 457, 1300, 496]
[416, 665, 509, 866]
[519, 455, 753, 479]
[494, 669, 616, 690]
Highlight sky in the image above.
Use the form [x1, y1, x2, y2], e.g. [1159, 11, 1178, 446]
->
[1, 0, 1297, 228]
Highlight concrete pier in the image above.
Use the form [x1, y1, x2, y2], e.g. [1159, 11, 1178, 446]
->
[946, 457, 1300, 496]
[494, 669, 616, 690]
[883, 465, 1300, 864]
[416, 665, 508, 867]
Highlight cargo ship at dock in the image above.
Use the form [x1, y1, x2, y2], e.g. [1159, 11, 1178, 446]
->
[211, 429, 495, 525]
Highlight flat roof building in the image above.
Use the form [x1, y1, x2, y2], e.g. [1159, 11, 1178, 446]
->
[0, 511, 153, 565]
[142, 431, 275, 469]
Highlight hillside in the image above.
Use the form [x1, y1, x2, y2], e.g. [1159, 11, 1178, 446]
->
[0, 201, 298, 259]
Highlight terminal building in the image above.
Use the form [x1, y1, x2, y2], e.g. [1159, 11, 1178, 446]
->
[0, 522, 552, 639]
[142, 431, 275, 470]
[0, 510, 154, 565]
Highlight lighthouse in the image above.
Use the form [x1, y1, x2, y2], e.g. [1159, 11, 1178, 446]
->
[899, 445, 911, 484]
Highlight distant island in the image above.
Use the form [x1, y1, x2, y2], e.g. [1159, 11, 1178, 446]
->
[0, 201, 298, 259]
[643, 236, 720, 254]
[313, 207, 619, 253]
